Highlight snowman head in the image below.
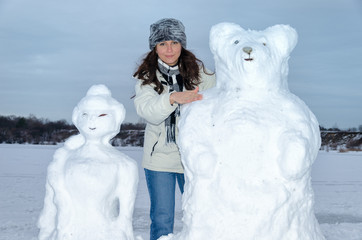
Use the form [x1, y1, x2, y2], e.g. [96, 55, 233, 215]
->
[72, 84, 125, 144]
[209, 23, 297, 93]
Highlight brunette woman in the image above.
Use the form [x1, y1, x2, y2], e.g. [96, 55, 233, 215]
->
[133, 18, 215, 240]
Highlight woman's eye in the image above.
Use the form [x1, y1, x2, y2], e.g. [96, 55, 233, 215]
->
[172, 41, 179, 45]
[234, 40, 239, 45]
[98, 114, 107, 117]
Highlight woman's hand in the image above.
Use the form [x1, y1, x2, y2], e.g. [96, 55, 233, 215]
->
[169, 86, 203, 105]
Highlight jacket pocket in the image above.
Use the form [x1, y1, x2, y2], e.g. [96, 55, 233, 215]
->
[150, 140, 158, 156]
[150, 132, 162, 156]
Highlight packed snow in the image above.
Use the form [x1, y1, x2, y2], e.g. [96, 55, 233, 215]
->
[162, 23, 323, 239]
[37, 85, 139, 240]
[0, 145, 362, 240]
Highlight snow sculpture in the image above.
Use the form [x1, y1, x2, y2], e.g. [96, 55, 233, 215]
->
[38, 84, 139, 240]
[163, 23, 325, 239]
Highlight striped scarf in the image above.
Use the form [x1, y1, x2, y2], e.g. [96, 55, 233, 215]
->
[157, 58, 183, 143]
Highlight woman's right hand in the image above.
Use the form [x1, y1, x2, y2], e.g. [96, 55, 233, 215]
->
[169, 86, 203, 105]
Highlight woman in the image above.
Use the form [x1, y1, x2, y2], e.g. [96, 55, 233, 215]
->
[133, 18, 215, 240]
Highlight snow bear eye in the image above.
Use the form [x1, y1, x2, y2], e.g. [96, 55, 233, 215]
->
[234, 40, 239, 45]
[82, 113, 88, 117]
[263, 43, 267, 46]
[98, 114, 108, 117]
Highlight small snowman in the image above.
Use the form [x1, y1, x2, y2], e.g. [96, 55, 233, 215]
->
[38, 85, 139, 240]
[165, 23, 325, 240]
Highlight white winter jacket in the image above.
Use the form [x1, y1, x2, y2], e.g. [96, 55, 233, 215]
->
[134, 68, 216, 173]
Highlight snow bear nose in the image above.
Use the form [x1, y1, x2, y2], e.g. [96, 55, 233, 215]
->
[243, 47, 253, 54]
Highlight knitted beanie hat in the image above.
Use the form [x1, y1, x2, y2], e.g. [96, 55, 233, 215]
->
[149, 18, 187, 50]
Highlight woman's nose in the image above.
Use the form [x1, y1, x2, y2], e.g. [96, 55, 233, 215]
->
[166, 44, 172, 52]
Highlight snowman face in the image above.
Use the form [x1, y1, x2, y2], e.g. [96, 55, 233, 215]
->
[77, 108, 117, 141]
[210, 23, 297, 91]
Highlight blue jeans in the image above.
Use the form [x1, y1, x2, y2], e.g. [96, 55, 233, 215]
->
[144, 169, 185, 240]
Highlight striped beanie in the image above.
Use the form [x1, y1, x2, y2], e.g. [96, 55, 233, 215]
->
[149, 18, 187, 50]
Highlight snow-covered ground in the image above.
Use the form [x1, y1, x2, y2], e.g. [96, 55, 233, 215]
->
[0, 144, 361, 240]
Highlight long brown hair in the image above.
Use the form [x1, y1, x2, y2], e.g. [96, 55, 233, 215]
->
[133, 47, 210, 94]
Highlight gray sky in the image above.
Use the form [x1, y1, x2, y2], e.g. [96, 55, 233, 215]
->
[1, 0, 361, 129]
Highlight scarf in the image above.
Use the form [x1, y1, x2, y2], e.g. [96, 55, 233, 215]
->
[157, 58, 183, 143]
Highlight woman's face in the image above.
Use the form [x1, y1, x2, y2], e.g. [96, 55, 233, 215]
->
[156, 40, 182, 66]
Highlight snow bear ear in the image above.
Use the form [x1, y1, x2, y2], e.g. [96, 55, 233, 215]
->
[209, 22, 245, 55]
[265, 24, 298, 57]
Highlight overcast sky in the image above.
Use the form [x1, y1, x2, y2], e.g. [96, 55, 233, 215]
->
[1, 0, 361, 129]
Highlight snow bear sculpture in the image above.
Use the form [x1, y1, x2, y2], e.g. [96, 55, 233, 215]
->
[164, 23, 325, 239]
[38, 85, 139, 240]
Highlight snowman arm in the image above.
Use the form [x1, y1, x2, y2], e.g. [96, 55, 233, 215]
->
[116, 162, 139, 237]
[37, 178, 57, 240]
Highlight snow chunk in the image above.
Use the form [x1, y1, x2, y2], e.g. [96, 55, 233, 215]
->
[164, 23, 325, 240]
[37, 84, 139, 240]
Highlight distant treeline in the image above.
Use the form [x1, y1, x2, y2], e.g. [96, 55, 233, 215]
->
[0, 115, 361, 151]
[319, 125, 362, 133]
[0, 115, 145, 147]
[318, 126, 362, 152]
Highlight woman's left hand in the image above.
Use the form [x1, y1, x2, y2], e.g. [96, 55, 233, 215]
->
[169, 86, 203, 105]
